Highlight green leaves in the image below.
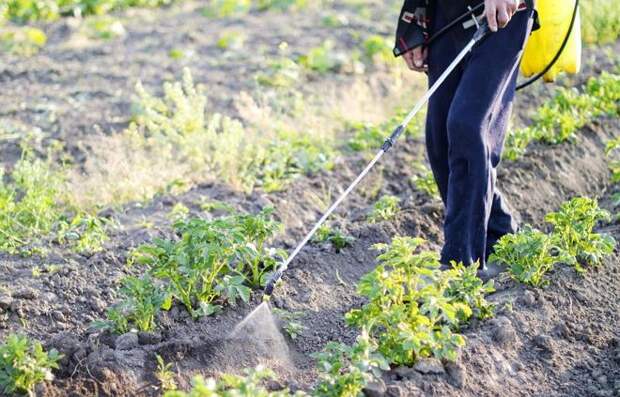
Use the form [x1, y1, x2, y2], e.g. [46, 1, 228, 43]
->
[346, 237, 493, 366]
[164, 365, 307, 397]
[490, 226, 559, 287]
[367, 195, 401, 224]
[491, 197, 615, 287]
[546, 197, 616, 272]
[504, 71, 620, 161]
[313, 329, 389, 397]
[313, 225, 354, 251]
[0, 335, 61, 395]
[117, 208, 282, 326]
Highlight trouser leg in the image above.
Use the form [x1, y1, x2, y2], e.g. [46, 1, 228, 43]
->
[441, 10, 533, 266]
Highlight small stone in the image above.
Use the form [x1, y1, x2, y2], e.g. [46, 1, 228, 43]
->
[386, 385, 404, 397]
[363, 379, 386, 397]
[115, 332, 139, 350]
[513, 361, 524, 372]
[89, 298, 107, 314]
[445, 362, 466, 389]
[533, 334, 554, 353]
[413, 358, 445, 375]
[394, 366, 417, 379]
[521, 290, 536, 306]
[13, 288, 38, 300]
[0, 295, 13, 310]
[492, 317, 517, 348]
[52, 310, 65, 323]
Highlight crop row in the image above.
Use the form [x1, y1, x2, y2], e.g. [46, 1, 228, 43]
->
[504, 71, 620, 161]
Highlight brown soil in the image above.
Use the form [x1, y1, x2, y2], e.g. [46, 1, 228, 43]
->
[0, 2, 618, 396]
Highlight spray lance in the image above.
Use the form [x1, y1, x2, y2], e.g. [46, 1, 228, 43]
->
[263, 21, 491, 301]
[262, 1, 581, 300]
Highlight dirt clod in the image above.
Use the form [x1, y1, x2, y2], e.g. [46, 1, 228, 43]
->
[413, 358, 445, 375]
[115, 332, 139, 351]
[363, 379, 387, 397]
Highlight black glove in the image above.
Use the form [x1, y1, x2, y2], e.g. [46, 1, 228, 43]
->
[393, 0, 430, 57]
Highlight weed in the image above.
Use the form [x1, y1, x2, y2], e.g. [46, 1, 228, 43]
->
[0, 334, 61, 396]
[606, 136, 620, 184]
[202, 0, 250, 18]
[313, 225, 354, 251]
[367, 195, 400, 223]
[155, 354, 177, 392]
[0, 151, 108, 254]
[272, 308, 305, 340]
[545, 197, 616, 272]
[313, 329, 388, 397]
[167, 203, 190, 222]
[256, 57, 301, 88]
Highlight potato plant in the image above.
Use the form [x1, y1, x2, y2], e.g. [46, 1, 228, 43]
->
[504, 72, 620, 161]
[164, 365, 306, 397]
[0, 335, 61, 396]
[96, 275, 167, 333]
[131, 208, 282, 320]
[346, 237, 494, 365]
[312, 225, 354, 251]
[313, 329, 388, 397]
[489, 226, 561, 287]
[367, 195, 400, 223]
[545, 197, 616, 272]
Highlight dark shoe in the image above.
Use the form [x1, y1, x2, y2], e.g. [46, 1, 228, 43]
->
[478, 261, 508, 282]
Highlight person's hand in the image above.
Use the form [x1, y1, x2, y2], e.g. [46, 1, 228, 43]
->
[403, 47, 428, 72]
[485, 0, 519, 32]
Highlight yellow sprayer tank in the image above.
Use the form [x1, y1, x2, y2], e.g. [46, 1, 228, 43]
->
[521, 0, 582, 82]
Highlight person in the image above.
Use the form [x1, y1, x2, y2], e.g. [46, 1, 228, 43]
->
[394, 0, 537, 278]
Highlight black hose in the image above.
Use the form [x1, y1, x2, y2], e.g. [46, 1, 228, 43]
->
[516, 0, 580, 91]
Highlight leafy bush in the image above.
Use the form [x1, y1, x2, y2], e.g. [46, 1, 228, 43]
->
[313, 329, 388, 397]
[0, 335, 61, 395]
[346, 237, 493, 365]
[489, 226, 560, 287]
[546, 197, 616, 272]
[131, 208, 282, 319]
[367, 195, 400, 223]
[164, 365, 305, 397]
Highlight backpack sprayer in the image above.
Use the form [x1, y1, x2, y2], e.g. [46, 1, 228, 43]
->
[263, 0, 581, 300]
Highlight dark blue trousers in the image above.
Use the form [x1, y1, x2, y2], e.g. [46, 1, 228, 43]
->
[425, 2, 534, 266]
